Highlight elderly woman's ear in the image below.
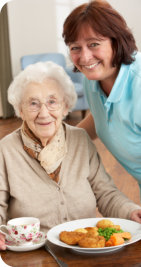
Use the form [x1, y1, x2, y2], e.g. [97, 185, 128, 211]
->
[20, 107, 25, 121]
[63, 105, 69, 117]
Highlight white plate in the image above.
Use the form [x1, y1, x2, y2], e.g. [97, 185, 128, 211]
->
[47, 218, 141, 253]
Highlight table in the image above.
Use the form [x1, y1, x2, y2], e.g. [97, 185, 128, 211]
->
[1, 240, 141, 267]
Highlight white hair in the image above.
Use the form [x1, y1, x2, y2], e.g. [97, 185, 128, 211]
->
[8, 61, 77, 117]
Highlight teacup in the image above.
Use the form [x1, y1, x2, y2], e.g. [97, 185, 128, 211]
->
[0, 217, 40, 246]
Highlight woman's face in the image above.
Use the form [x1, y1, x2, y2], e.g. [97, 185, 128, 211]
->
[20, 79, 68, 146]
[69, 26, 119, 88]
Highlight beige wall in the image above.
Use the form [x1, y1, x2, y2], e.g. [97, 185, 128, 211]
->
[7, 0, 141, 78]
[0, 88, 3, 117]
[7, 0, 58, 77]
[108, 0, 141, 51]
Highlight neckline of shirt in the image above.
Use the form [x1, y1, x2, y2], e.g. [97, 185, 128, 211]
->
[89, 62, 131, 103]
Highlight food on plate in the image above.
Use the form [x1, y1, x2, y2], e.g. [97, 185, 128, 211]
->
[98, 227, 124, 241]
[59, 231, 86, 245]
[85, 231, 98, 239]
[112, 232, 131, 239]
[105, 232, 132, 247]
[105, 238, 115, 247]
[59, 219, 131, 248]
[96, 219, 114, 229]
[109, 225, 121, 230]
[78, 235, 106, 248]
[85, 227, 99, 236]
[74, 228, 88, 233]
[106, 235, 124, 246]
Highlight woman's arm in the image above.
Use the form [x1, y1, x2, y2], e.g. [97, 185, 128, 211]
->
[87, 137, 141, 220]
[77, 112, 97, 140]
[0, 148, 10, 249]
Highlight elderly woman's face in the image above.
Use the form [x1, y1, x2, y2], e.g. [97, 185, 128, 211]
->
[20, 79, 68, 146]
[69, 26, 119, 87]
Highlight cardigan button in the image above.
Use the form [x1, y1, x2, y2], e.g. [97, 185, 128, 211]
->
[108, 119, 112, 122]
[61, 201, 64, 205]
[57, 187, 60, 191]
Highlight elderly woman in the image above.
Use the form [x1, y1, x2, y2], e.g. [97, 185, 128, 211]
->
[0, 61, 141, 251]
[62, 0, 141, 196]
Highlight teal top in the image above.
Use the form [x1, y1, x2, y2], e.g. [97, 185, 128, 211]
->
[83, 51, 141, 182]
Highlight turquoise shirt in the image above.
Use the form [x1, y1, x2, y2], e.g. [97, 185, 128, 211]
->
[83, 52, 141, 182]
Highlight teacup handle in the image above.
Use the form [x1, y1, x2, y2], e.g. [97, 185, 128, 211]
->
[0, 225, 8, 236]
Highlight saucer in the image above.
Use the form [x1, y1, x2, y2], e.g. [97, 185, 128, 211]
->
[5, 231, 47, 252]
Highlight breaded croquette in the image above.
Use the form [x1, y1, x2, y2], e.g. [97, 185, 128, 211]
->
[78, 235, 106, 248]
[85, 231, 97, 238]
[59, 231, 86, 245]
[74, 228, 88, 233]
[85, 227, 99, 236]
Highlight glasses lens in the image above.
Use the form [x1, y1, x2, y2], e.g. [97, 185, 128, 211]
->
[26, 100, 40, 111]
[47, 99, 62, 110]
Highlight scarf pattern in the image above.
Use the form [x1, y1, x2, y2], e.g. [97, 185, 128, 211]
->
[21, 121, 67, 182]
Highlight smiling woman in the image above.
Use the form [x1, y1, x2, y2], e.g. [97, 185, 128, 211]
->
[20, 80, 68, 147]
[7, 61, 77, 171]
[62, 0, 141, 197]
[68, 27, 119, 91]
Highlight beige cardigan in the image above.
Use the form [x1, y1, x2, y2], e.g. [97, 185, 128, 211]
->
[0, 123, 140, 232]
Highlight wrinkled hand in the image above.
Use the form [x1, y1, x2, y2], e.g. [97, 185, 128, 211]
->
[130, 209, 141, 224]
[0, 232, 6, 250]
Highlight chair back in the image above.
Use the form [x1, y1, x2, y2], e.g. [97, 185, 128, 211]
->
[21, 53, 66, 70]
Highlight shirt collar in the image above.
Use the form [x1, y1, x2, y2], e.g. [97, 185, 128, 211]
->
[90, 63, 131, 103]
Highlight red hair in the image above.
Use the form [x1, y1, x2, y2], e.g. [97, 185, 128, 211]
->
[62, 0, 137, 72]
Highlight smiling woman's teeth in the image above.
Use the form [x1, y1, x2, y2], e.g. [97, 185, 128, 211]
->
[85, 62, 99, 69]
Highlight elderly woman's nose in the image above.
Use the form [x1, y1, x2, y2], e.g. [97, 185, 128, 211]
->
[38, 103, 50, 116]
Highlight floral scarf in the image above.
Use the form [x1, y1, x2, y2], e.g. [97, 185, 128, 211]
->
[21, 121, 67, 181]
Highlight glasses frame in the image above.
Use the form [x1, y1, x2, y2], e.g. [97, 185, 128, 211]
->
[23, 99, 65, 112]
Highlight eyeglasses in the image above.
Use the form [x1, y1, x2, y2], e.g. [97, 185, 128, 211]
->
[23, 98, 64, 112]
